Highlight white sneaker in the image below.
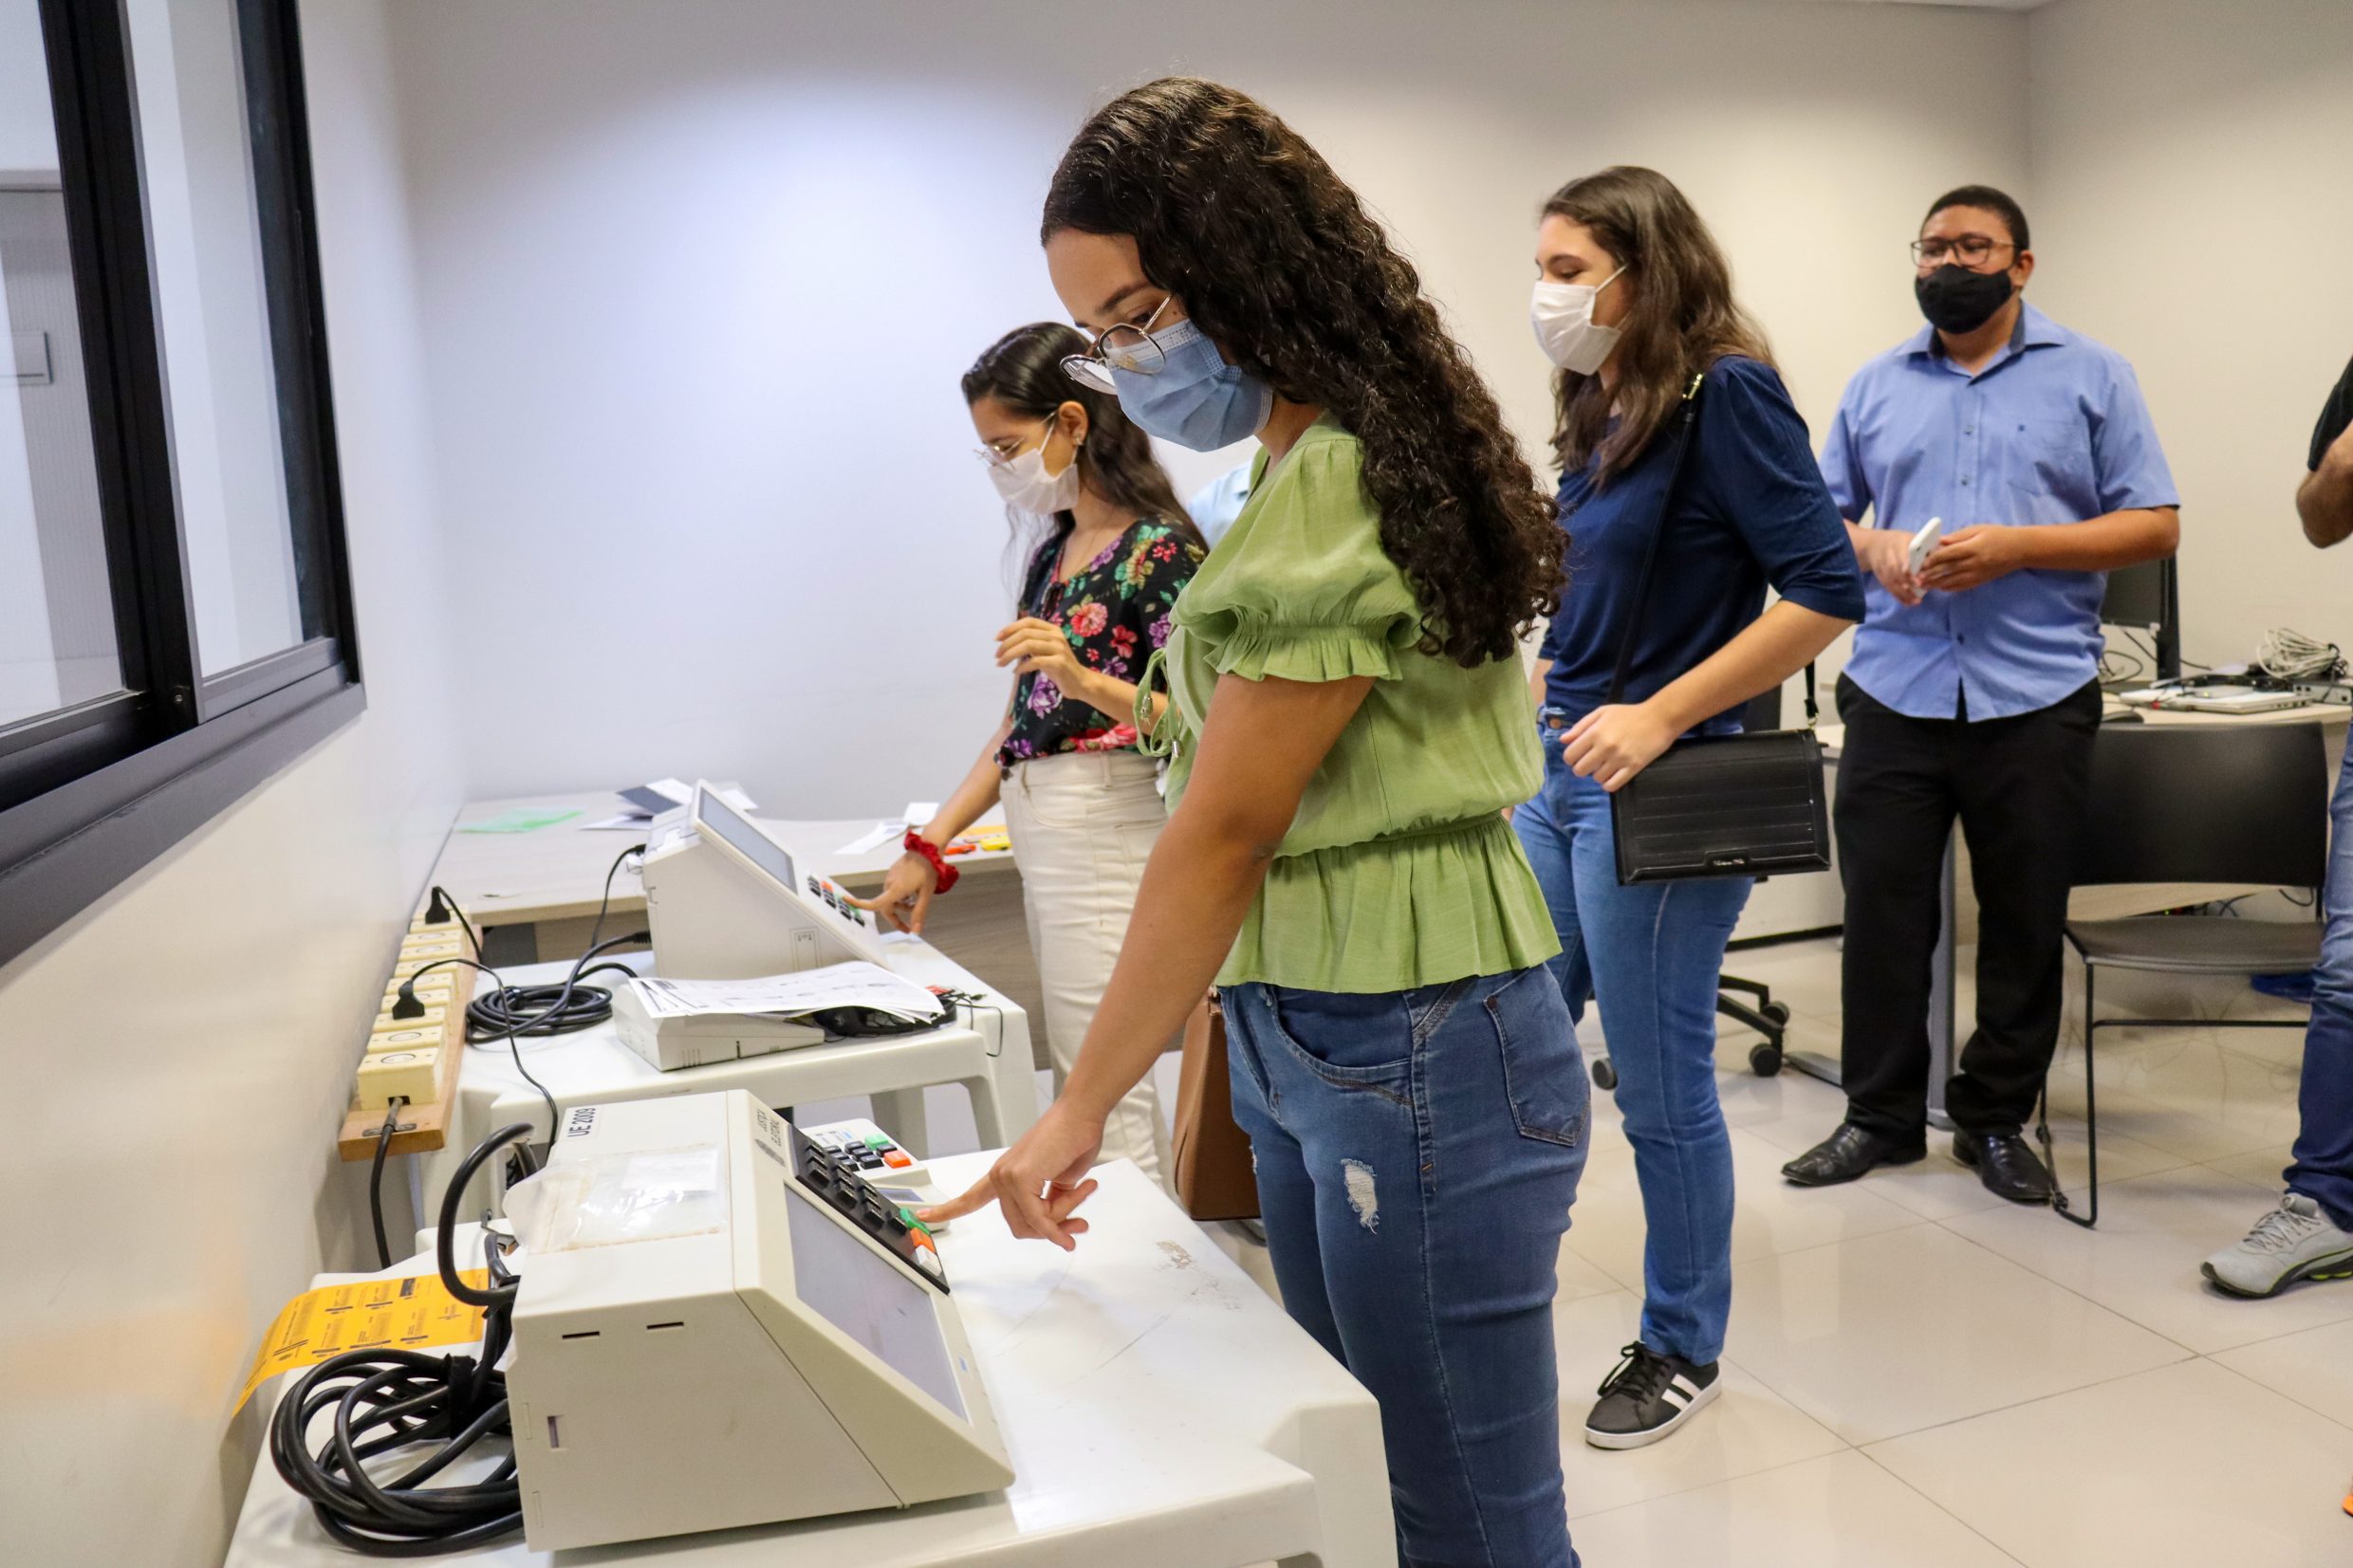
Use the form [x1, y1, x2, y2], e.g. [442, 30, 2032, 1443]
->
[2201, 1192, 2353, 1299]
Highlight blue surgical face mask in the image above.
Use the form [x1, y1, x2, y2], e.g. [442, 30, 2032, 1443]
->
[1109, 317, 1274, 452]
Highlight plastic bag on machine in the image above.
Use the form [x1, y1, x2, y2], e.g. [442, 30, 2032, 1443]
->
[504, 1143, 729, 1253]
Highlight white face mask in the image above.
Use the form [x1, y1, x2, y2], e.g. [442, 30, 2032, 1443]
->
[1530, 265, 1627, 375]
[983, 424, 1081, 514]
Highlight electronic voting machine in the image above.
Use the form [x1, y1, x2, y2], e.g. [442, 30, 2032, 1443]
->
[620, 781, 904, 1067]
[505, 1088, 1011, 1550]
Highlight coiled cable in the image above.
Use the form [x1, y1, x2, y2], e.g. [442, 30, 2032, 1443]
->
[269, 1123, 534, 1556]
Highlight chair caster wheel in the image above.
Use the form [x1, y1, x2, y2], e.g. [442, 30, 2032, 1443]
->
[1591, 1058, 1618, 1091]
[1762, 1001, 1792, 1027]
[1750, 1042, 1784, 1078]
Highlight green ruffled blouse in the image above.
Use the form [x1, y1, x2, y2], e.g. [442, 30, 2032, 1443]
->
[1135, 415, 1561, 992]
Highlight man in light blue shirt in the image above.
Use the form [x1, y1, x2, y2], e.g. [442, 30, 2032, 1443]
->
[1783, 185, 2180, 1205]
[1186, 462, 1252, 547]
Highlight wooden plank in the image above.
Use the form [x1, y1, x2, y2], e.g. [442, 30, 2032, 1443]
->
[338, 934, 477, 1161]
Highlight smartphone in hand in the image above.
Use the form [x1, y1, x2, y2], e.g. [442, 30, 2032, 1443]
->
[1906, 515, 1946, 577]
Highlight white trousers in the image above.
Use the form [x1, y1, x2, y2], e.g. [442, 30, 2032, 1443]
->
[999, 748, 1170, 1182]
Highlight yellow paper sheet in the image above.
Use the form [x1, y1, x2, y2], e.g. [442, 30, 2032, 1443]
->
[236, 1269, 489, 1413]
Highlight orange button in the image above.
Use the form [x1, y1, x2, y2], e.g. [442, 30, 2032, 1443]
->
[908, 1231, 937, 1253]
[882, 1150, 913, 1168]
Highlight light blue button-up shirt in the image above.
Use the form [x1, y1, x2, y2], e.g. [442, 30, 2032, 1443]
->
[1187, 462, 1253, 548]
[1820, 302, 2178, 721]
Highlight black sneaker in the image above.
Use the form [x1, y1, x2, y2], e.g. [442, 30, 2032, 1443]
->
[1584, 1342, 1721, 1449]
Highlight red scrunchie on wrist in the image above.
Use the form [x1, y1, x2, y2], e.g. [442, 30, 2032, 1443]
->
[903, 830, 959, 894]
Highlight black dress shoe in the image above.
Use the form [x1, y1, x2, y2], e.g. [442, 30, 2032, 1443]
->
[1781, 1123, 1928, 1187]
[1954, 1131, 2055, 1205]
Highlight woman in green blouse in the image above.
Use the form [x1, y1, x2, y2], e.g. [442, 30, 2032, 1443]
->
[926, 80, 1588, 1566]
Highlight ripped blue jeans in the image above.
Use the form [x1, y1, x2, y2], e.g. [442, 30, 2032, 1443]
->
[1223, 969, 1588, 1568]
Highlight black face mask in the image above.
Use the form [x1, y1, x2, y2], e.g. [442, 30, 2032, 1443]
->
[1915, 264, 2015, 335]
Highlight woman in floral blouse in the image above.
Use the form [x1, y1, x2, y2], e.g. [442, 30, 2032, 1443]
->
[852, 323, 1206, 1180]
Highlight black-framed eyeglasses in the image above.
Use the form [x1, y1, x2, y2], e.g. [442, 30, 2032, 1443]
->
[1060, 295, 1175, 392]
[1911, 235, 2017, 269]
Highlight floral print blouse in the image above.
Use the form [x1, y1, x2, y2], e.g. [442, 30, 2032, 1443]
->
[996, 517, 1204, 770]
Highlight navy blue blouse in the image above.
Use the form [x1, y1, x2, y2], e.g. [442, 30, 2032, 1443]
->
[1539, 355, 1865, 728]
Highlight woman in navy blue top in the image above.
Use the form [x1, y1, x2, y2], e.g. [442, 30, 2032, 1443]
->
[1516, 167, 1863, 1452]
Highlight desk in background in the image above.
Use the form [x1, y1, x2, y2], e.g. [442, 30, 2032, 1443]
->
[227, 1159, 1397, 1568]
[1808, 698, 2351, 1121]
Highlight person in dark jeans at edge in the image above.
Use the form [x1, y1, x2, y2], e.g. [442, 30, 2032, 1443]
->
[1782, 186, 2181, 1203]
[2200, 357, 2353, 1295]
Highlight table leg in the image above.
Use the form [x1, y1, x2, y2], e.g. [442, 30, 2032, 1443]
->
[1926, 830, 1957, 1132]
[985, 1018, 1042, 1143]
[870, 1087, 933, 1159]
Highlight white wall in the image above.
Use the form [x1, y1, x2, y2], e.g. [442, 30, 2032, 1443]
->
[0, 4, 464, 1562]
[2030, 0, 2353, 670]
[385, 0, 2031, 813]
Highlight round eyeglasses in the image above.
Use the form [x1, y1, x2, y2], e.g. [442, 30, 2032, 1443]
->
[1060, 296, 1175, 392]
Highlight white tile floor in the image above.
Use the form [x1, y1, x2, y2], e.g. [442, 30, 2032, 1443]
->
[855, 935, 2353, 1566]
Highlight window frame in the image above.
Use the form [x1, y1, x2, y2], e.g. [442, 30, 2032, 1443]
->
[0, 0, 363, 969]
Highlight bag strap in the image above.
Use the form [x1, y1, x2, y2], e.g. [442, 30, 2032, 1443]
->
[1604, 370, 1707, 707]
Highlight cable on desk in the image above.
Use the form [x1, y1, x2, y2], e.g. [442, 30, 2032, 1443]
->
[2256, 626, 2345, 682]
[2121, 627, 2211, 674]
[949, 993, 1007, 1060]
[460, 933, 648, 1042]
[269, 1122, 533, 1556]
[368, 1100, 404, 1270]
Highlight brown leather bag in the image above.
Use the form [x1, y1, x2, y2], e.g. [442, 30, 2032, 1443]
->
[1172, 993, 1260, 1221]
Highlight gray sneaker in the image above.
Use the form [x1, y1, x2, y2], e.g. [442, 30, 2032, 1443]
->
[2201, 1192, 2353, 1299]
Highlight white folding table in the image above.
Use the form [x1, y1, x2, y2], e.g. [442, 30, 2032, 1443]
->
[226, 1156, 1397, 1568]
[415, 944, 1039, 1245]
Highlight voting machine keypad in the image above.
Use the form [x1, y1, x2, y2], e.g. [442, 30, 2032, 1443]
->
[787, 1125, 949, 1292]
[806, 875, 871, 929]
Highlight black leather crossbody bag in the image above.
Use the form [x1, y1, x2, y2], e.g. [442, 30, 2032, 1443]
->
[1604, 371, 1832, 886]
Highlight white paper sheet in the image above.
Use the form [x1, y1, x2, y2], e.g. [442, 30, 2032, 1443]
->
[835, 820, 906, 856]
[901, 801, 941, 827]
[625, 962, 942, 1024]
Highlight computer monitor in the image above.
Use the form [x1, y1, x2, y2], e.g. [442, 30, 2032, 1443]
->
[2101, 558, 2181, 682]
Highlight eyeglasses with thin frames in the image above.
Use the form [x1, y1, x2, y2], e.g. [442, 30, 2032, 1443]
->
[1060, 295, 1176, 392]
[974, 417, 1056, 470]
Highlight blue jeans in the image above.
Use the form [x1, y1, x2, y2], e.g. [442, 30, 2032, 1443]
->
[1224, 969, 1587, 1568]
[2288, 744, 2353, 1229]
[1512, 733, 1751, 1365]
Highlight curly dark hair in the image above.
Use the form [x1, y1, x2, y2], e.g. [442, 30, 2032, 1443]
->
[961, 321, 1198, 549]
[1544, 166, 1772, 484]
[1042, 78, 1561, 667]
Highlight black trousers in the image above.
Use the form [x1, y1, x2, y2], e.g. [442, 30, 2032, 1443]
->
[1834, 673, 2102, 1139]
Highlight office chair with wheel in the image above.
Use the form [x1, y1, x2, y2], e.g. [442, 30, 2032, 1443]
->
[2046, 720, 2328, 1227]
[1587, 684, 1805, 1093]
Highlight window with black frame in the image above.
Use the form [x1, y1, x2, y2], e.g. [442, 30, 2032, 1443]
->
[0, 0, 359, 966]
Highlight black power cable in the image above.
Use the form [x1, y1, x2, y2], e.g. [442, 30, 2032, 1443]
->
[461, 934, 646, 1041]
[269, 1122, 535, 1556]
[389, 850, 643, 1154]
[367, 1100, 403, 1270]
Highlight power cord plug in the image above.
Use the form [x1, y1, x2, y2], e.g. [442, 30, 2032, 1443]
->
[390, 981, 426, 1021]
